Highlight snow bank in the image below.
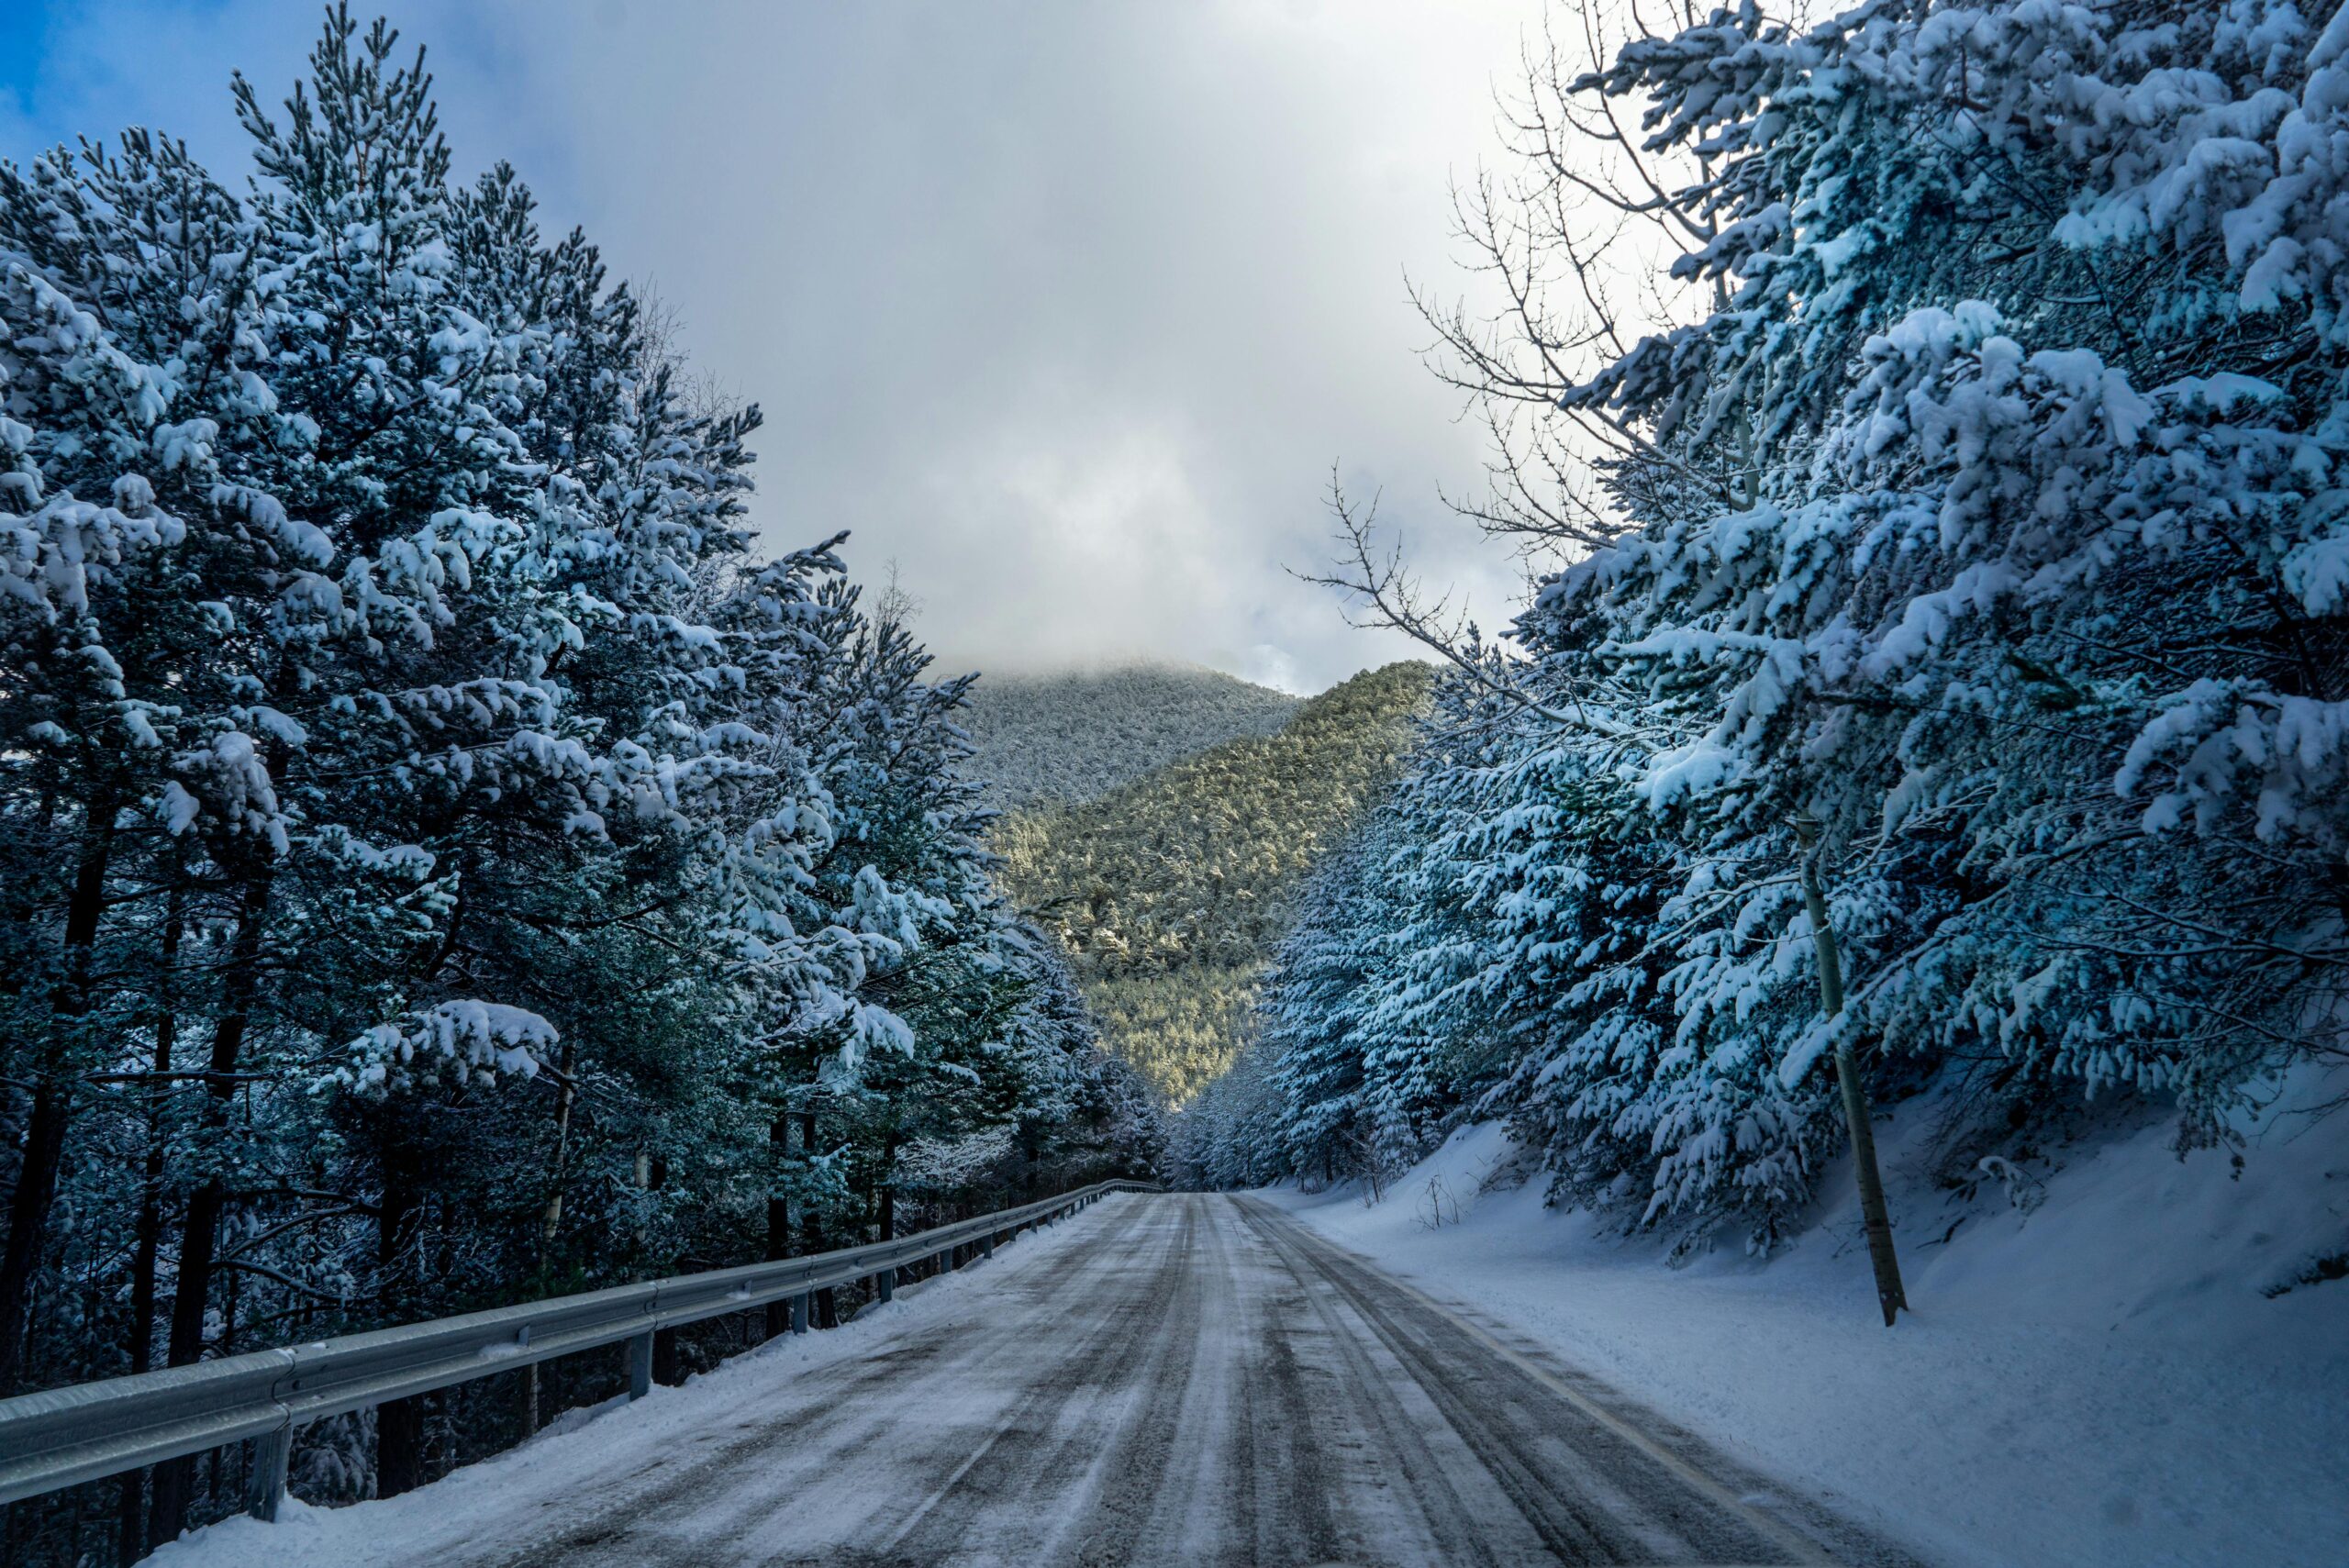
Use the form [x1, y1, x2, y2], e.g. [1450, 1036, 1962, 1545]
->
[1267, 1079, 2349, 1568]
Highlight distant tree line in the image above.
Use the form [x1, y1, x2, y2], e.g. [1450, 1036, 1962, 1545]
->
[995, 662, 1431, 1103]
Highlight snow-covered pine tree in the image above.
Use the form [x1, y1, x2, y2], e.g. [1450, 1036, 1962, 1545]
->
[1539, 0, 2349, 1196]
[0, 12, 1158, 1558]
[1246, 0, 2349, 1266]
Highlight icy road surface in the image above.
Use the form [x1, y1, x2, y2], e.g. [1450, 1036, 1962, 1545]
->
[157, 1193, 1921, 1567]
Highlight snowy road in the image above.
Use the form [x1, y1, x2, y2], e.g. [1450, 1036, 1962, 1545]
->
[161, 1193, 1921, 1568]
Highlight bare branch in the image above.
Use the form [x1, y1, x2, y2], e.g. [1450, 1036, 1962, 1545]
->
[1292, 473, 1632, 739]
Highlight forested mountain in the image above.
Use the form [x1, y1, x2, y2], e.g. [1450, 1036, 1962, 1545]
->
[994, 662, 1431, 1104]
[0, 16, 1157, 1559]
[1185, 0, 2349, 1273]
[958, 663, 1300, 809]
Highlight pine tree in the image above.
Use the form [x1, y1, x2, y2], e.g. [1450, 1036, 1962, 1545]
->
[0, 13, 1159, 1557]
[1216, 0, 2349, 1284]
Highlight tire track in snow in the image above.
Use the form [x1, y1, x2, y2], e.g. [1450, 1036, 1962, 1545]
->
[1236, 1200, 1547, 1565]
[330, 1194, 1927, 1568]
[867, 1194, 1201, 1562]
[460, 1195, 1167, 1568]
[651, 1195, 1173, 1566]
[1230, 1195, 1928, 1568]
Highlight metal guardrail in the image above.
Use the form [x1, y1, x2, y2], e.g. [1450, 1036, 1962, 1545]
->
[0, 1179, 1158, 1521]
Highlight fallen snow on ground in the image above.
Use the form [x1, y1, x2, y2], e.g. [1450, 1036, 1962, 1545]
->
[1266, 1073, 2349, 1568]
[143, 1206, 1115, 1568]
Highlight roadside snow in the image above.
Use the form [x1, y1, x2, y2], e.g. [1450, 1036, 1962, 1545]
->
[142, 1205, 1114, 1568]
[1265, 1074, 2349, 1568]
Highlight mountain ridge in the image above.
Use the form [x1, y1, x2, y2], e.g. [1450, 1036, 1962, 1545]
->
[987, 661, 1435, 1103]
[958, 662, 1302, 810]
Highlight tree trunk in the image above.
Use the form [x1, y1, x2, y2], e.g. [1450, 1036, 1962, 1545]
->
[878, 1124, 903, 1248]
[374, 1107, 426, 1497]
[376, 1396, 426, 1499]
[763, 1112, 796, 1339]
[518, 1039, 579, 1440]
[118, 896, 182, 1562]
[538, 1041, 578, 1244]
[114, 1467, 146, 1568]
[1798, 821, 1908, 1327]
[150, 870, 272, 1548]
[161, 873, 268, 1352]
[0, 795, 117, 1388]
[0, 1086, 70, 1385]
[147, 1167, 227, 1547]
[146, 1171, 221, 1547]
[796, 1113, 836, 1326]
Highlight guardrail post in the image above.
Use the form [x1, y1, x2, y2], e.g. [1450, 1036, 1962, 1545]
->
[981, 1233, 995, 1259]
[627, 1329, 655, 1400]
[246, 1422, 292, 1521]
[791, 1289, 809, 1334]
[876, 1270, 894, 1304]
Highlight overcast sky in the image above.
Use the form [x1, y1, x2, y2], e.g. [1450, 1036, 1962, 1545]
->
[0, 0, 1541, 693]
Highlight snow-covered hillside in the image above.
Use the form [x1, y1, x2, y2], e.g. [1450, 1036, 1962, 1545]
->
[958, 663, 1298, 809]
[1267, 1071, 2349, 1568]
[992, 663, 1432, 1103]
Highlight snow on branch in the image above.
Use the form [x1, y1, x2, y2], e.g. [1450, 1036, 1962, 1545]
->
[332, 1002, 558, 1095]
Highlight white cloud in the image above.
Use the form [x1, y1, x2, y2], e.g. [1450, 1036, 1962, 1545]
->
[4, 0, 1539, 692]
